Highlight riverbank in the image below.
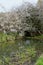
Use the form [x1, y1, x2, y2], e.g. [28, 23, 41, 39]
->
[0, 32, 43, 42]
[0, 32, 43, 65]
[26, 34, 43, 40]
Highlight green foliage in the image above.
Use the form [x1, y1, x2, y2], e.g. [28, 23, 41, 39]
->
[0, 33, 43, 65]
[0, 32, 37, 65]
[35, 54, 43, 65]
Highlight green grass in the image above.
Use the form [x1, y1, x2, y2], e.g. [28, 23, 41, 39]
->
[35, 54, 43, 65]
[0, 32, 16, 42]
[0, 32, 37, 65]
[0, 32, 43, 65]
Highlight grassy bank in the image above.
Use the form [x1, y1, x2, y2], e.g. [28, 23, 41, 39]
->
[0, 32, 36, 65]
[0, 32, 43, 65]
[26, 34, 43, 40]
[35, 54, 43, 65]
